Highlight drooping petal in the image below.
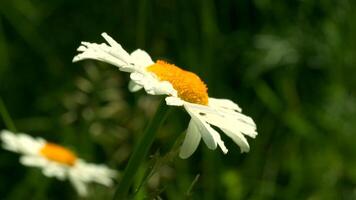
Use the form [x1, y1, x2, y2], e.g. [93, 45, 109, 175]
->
[69, 176, 88, 197]
[185, 105, 217, 150]
[185, 102, 255, 153]
[220, 127, 250, 153]
[208, 128, 228, 154]
[198, 112, 251, 152]
[203, 113, 257, 139]
[179, 120, 202, 159]
[128, 80, 143, 92]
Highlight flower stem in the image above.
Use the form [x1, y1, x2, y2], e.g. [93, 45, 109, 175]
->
[0, 97, 17, 132]
[114, 100, 169, 199]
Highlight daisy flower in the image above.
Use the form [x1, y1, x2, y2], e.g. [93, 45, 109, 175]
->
[73, 33, 258, 159]
[0, 130, 117, 197]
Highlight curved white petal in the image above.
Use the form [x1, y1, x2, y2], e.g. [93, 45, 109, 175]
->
[70, 176, 88, 197]
[185, 106, 217, 150]
[128, 80, 143, 92]
[193, 112, 251, 152]
[179, 120, 202, 159]
[165, 96, 184, 106]
[184, 99, 257, 153]
[220, 127, 250, 153]
[199, 109, 251, 152]
[208, 129, 228, 154]
[130, 49, 154, 67]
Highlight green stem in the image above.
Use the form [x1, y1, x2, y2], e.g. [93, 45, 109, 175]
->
[114, 100, 170, 199]
[0, 97, 16, 131]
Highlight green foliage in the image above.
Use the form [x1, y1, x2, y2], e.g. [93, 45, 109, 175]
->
[0, 0, 355, 199]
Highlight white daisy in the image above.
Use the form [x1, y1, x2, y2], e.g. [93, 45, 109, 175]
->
[73, 33, 258, 159]
[0, 130, 117, 197]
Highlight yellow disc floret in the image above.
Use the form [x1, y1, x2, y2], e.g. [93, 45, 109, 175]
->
[40, 143, 77, 166]
[147, 60, 209, 105]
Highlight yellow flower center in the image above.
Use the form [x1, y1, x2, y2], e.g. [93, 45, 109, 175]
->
[146, 60, 209, 105]
[40, 143, 77, 166]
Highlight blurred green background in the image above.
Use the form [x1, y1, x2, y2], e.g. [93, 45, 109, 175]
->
[0, 0, 355, 199]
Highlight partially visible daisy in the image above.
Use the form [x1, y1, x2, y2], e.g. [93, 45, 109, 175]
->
[0, 130, 117, 197]
[73, 33, 257, 159]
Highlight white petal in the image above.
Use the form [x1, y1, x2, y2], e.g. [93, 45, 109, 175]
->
[198, 123, 218, 150]
[165, 96, 184, 106]
[73, 42, 129, 68]
[185, 106, 217, 150]
[21, 155, 68, 180]
[128, 80, 143, 92]
[1, 130, 45, 155]
[101, 33, 132, 62]
[72, 160, 116, 184]
[220, 127, 250, 153]
[208, 129, 228, 154]
[146, 80, 176, 96]
[130, 72, 177, 96]
[200, 112, 251, 152]
[204, 113, 257, 139]
[209, 98, 256, 127]
[196, 112, 252, 152]
[1, 130, 20, 152]
[70, 176, 88, 197]
[208, 98, 242, 112]
[142, 79, 176, 96]
[20, 155, 48, 167]
[130, 49, 154, 67]
[101, 33, 124, 50]
[41, 163, 67, 180]
[184, 102, 256, 153]
[130, 71, 145, 82]
[179, 120, 202, 159]
[73, 33, 134, 72]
